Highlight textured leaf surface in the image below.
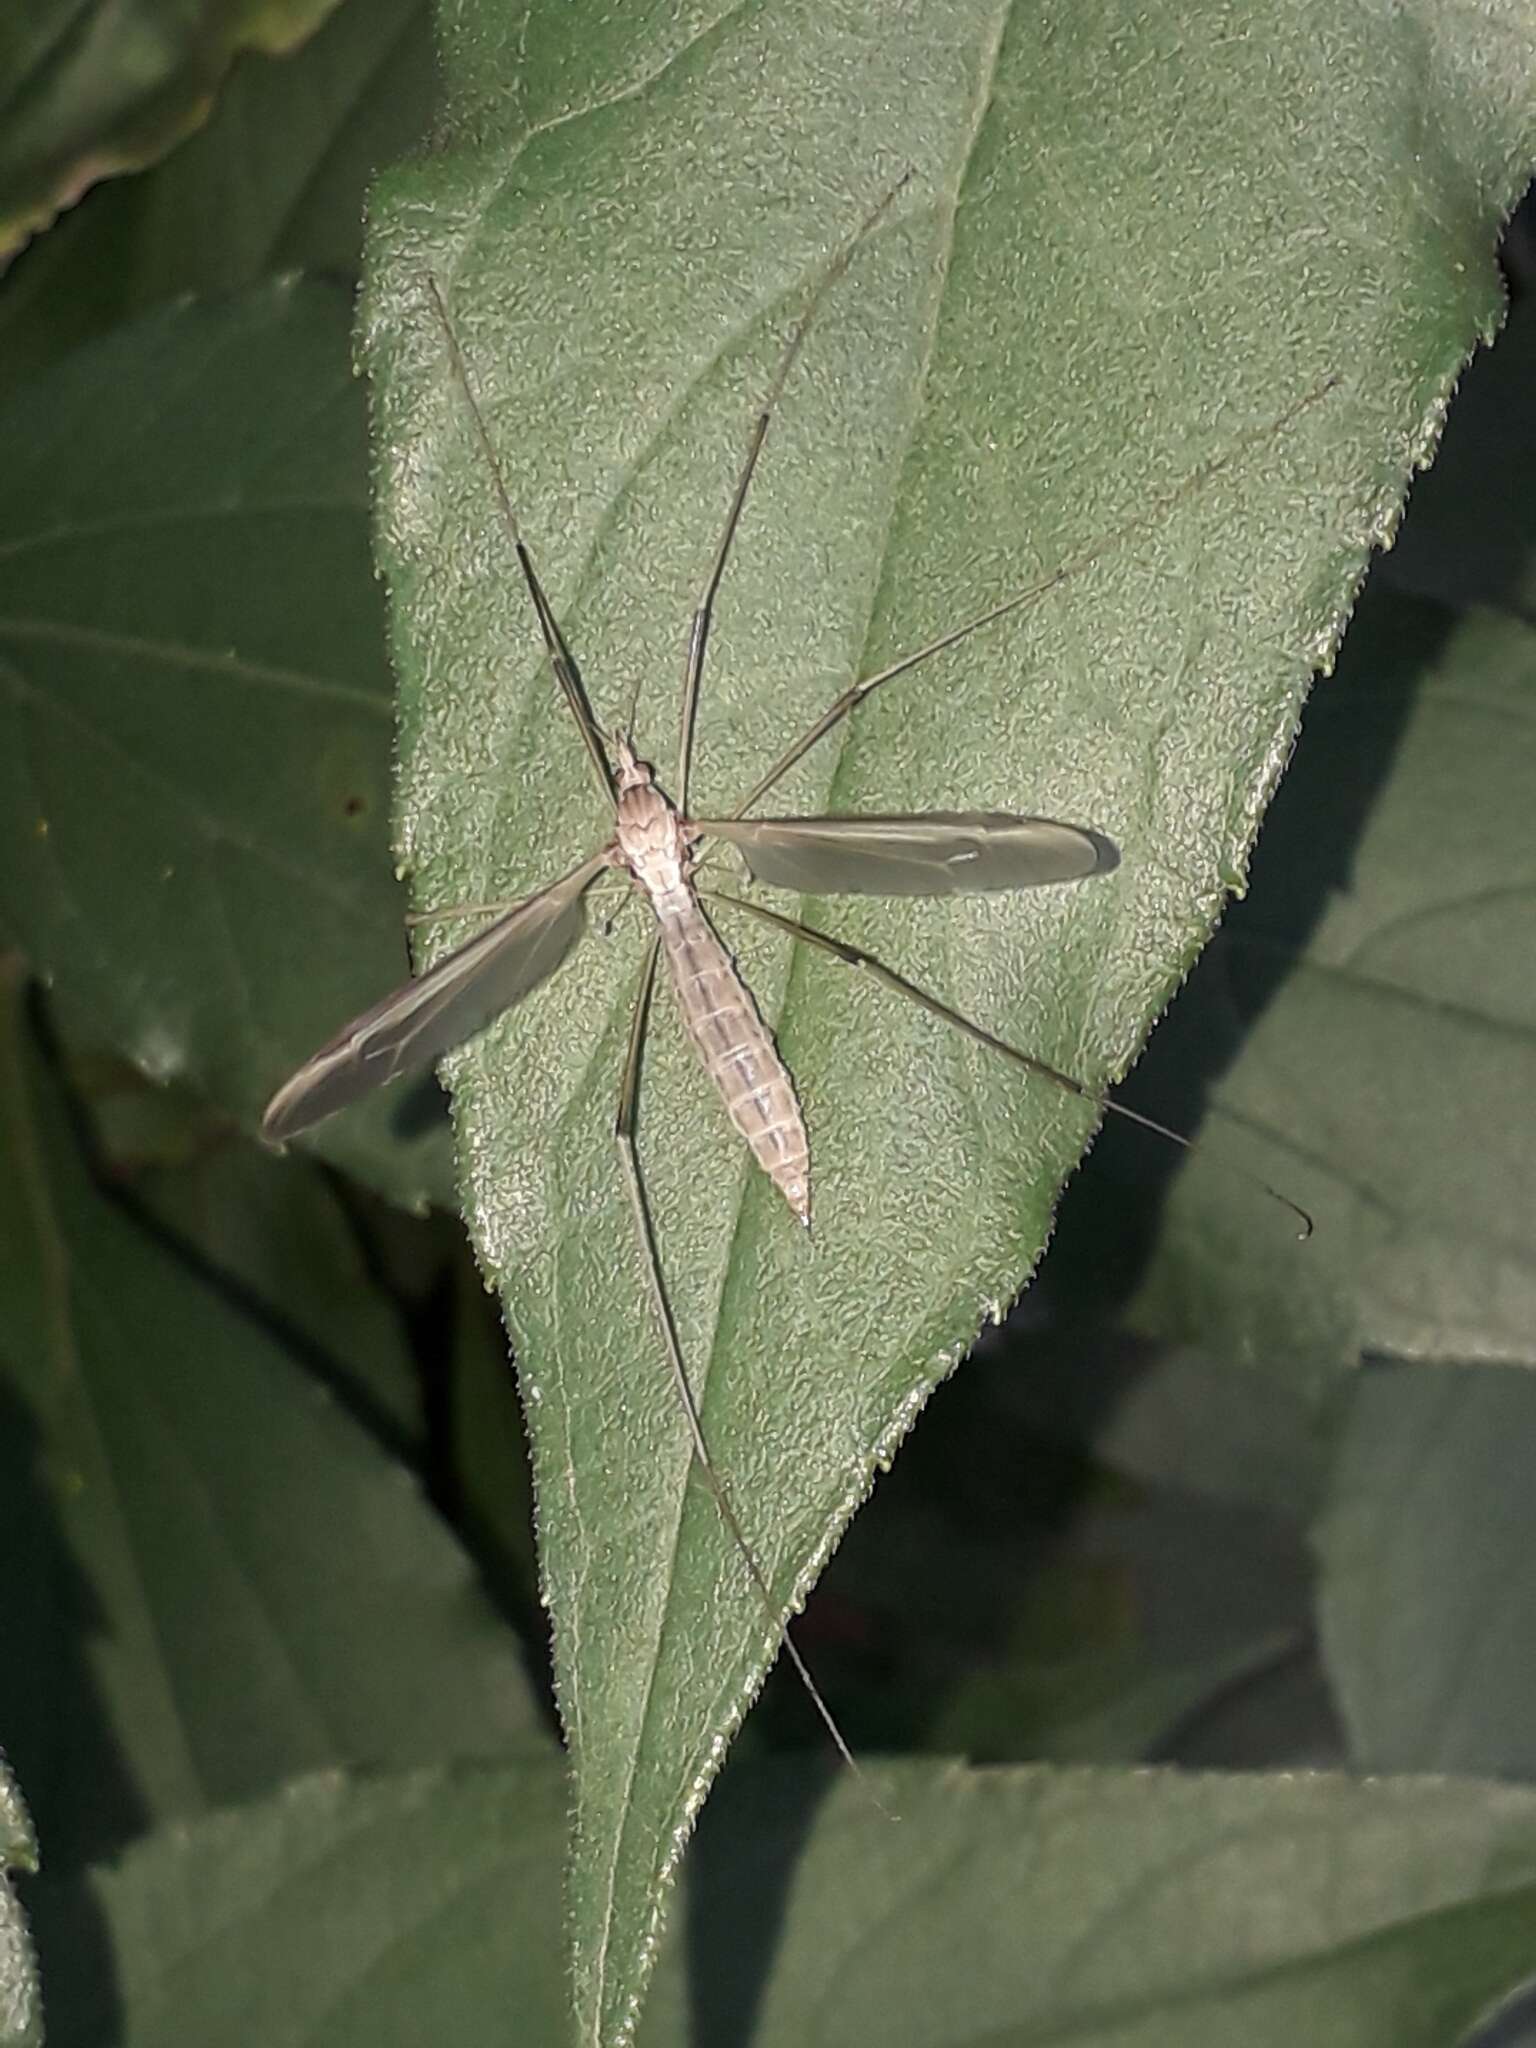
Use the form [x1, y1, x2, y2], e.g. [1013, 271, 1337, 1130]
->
[0, 1756, 40, 2048]
[359, 4, 1536, 2040]
[49, 1756, 1536, 2048]
[0, 281, 454, 1209]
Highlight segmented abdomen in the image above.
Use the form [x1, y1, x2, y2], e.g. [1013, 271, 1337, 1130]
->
[658, 901, 810, 1224]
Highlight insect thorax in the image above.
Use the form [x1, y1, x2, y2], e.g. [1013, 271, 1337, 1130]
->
[613, 760, 696, 916]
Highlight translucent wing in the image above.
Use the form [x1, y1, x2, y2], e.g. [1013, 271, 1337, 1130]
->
[261, 850, 608, 1142]
[696, 813, 1118, 896]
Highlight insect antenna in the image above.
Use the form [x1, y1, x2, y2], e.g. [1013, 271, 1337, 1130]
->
[423, 275, 616, 804]
[620, 662, 646, 748]
[675, 168, 915, 812]
[729, 372, 1343, 819]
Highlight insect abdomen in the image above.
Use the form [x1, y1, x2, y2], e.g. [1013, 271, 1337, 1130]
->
[659, 902, 811, 1224]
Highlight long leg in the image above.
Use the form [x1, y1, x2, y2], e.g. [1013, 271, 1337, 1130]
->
[406, 875, 629, 932]
[710, 890, 1314, 1238]
[674, 171, 913, 813]
[425, 278, 616, 805]
[404, 895, 529, 930]
[613, 938, 881, 1787]
[728, 373, 1342, 821]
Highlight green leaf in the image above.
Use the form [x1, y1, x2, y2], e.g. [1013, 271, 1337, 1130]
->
[647, 1762, 1536, 2048]
[997, 1333, 1332, 1521]
[361, 5, 1536, 2039]
[0, 957, 542, 1877]
[1381, 272, 1536, 617]
[132, 1135, 427, 1449]
[0, 279, 455, 1211]
[45, 1764, 574, 2047]
[793, 1339, 1322, 1768]
[1023, 272, 1536, 1403]
[1318, 1363, 1536, 1780]
[0, 0, 347, 260]
[45, 1756, 1536, 2048]
[0, 1757, 41, 2048]
[449, 1240, 541, 1617]
[0, 0, 434, 397]
[1116, 589, 1536, 1376]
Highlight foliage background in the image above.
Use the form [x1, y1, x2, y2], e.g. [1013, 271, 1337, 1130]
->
[2, 3, 1536, 2046]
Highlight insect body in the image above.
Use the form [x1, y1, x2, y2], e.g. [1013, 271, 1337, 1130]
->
[260, 719, 1112, 1200]
[611, 736, 813, 1222]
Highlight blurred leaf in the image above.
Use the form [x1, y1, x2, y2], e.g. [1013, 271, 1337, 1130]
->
[0, 279, 454, 1210]
[0, 959, 540, 1878]
[788, 1343, 1324, 1769]
[1112, 590, 1536, 1376]
[66, 1046, 230, 1170]
[359, 4, 1536, 2036]
[653, 1761, 1536, 2048]
[133, 1139, 426, 1450]
[988, 1327, 1334, 1520]
[0, 1757, 41, 2048]
[43, 1763, 573, 2048]
[0, 0, 346, 260]
[41, 1754, 1536, 2048]
[1318, 1362, 1536, 1780]
[67, 1001, 433, 1438]
[0, 0, 434, 396]
[927, 1493, 1315, 1768]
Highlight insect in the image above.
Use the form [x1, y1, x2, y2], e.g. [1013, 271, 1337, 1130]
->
[263, 178, 1320, 1770]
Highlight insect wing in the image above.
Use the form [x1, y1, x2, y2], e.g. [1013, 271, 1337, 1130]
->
[261, 851, 608, 1142]
[697, 813, 1118, 896]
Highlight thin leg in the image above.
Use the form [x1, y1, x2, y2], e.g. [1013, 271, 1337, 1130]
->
[592, 886, 635, 941]
[425, 277, 616, 805]
[728, 373, 1343, 821]
[407, 875, 628, 932]
[675, 171, 914, 813]
[709, 889, 1314, 1238]
[613, 939, 882, 1789]
[404, 895, 524, 930]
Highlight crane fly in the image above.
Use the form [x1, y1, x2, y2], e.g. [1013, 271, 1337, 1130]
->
[263, 177, 1324, 1777]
